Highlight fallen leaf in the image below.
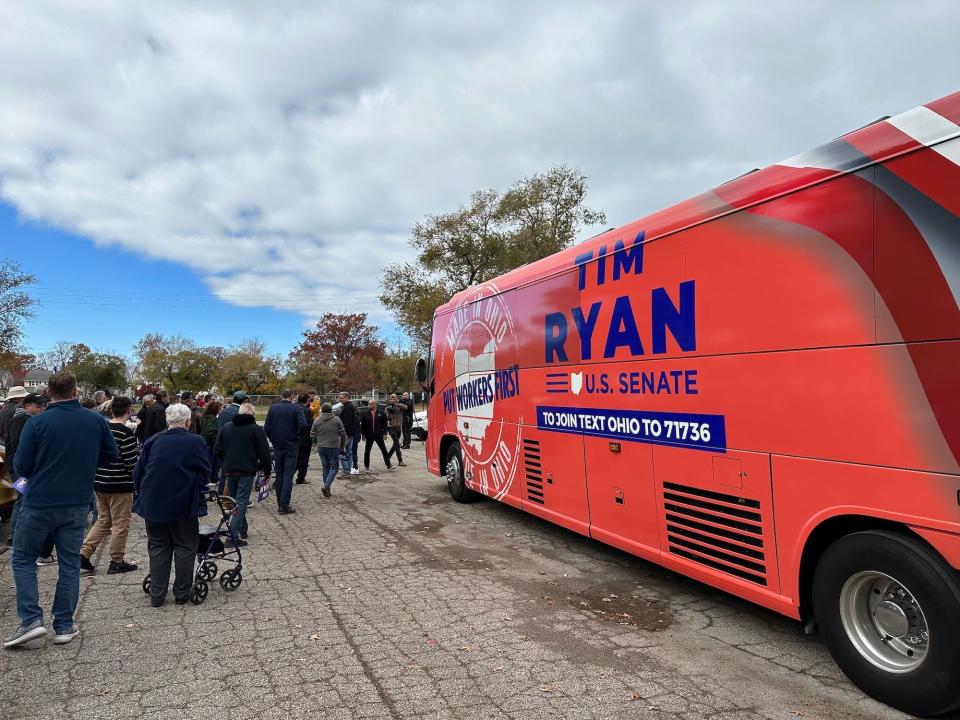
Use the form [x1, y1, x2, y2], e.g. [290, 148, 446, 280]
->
[426, 638, 438, 646]
[125, 623, 136, 629]
[630, 692, 643, 701]
[492, 666, 503, 672]
[309, 634, 322, 641]
[601, 598, 613, 603]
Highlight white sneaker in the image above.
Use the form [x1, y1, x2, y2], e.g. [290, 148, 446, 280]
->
[52, 625, 79, 645]
[36, 555, 57, 566]
[350, 468, 360, 475]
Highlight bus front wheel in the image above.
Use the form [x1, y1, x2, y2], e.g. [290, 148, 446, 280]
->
[812, 530, 960, 717]
[445, 442, 478, 503]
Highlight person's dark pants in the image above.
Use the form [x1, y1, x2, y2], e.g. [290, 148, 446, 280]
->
[12, 503, 87, 632]
[208, 449, 223, 492]
[386, 428, 404, 463]
[7, 494, 55, 557]
[224, 475, 254, 539]
[351, 431, 361, 470]
[273, 448, 299, 510]
[295, 443, 311, 484]
[145, 517, 199, 604]
[402, 422, 412, 448]
[363, 435, 391, 470]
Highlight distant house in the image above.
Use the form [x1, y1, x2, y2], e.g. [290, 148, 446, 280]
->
[23, 368, 52, 390]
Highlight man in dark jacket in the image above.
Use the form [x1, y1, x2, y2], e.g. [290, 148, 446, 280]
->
[5, 372, 118, 648]
[214, 402, 271, 544]
[3, 394, 47, 554]
[134, 403, 210, 608]
[218, 391, 247, 430]
[360, 399, 392, 473]
[401, 391, 414, 449]
[180, 392, 201, 434]
[337, 392, 360, 476]
[263, 389, 307, 514]
[139, 390, 170, 441]
[295, 393, 313, 485]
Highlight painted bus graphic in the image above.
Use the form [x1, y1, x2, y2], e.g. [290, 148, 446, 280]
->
[424, 91, 960, 717]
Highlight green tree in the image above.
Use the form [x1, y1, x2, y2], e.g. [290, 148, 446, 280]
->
[132, 333, 223, 392]
[381, 165, 605, 349]
[0, 259, 36, 354]
[219, 339, 281, 395]
[68, 350, 129, 394]
[364, 349, 419, 395]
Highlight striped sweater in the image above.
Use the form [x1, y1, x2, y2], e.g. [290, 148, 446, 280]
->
[94, 422, 139, 493]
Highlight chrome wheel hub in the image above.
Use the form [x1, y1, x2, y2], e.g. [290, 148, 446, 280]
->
[839, 571, 928, 673]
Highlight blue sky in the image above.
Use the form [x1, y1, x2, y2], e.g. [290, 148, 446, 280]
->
[3, 202, 312, 358]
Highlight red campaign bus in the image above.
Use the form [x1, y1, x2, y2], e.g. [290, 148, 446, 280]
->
[421, 91, 960, 717]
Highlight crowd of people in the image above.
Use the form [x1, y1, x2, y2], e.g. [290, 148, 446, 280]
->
[0, 374, 418, 647]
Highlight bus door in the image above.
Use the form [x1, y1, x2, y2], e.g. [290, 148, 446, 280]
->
[653, 446, 780, 594]
[584, 438, 659, 563]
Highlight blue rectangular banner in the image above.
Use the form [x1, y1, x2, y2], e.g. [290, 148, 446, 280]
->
[535, 405, 727, 452]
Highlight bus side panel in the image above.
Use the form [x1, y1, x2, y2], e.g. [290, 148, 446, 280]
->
[584, 436, 659, 563]
[691, 171, 877, 356]
[772, 455, 960, 608]
[518, 424, 589, 536]
[653, 446, 780, 595]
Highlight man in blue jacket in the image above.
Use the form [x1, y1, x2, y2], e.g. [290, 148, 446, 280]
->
[4, 372, 118, 649]
[263, 389, 306, 514]
[134, 403, 211, 607]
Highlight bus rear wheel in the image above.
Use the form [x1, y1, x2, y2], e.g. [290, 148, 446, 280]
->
[812, 530, 960, 717]
[445, 442, 478, 503]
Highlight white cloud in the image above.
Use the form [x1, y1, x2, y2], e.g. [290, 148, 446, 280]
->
[1, 1, 958, 325]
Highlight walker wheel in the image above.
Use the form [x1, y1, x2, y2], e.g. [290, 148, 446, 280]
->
[198, 560, 217, 581]
[190, 580, 209, 605]
[141, 575, 151, 594]
[220, 569, 242, 591]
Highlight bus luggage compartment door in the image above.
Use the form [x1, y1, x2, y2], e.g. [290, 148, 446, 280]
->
[584, 437, 660, 564]
[519, 427, 589, 537]
[654, 446, 780, 594]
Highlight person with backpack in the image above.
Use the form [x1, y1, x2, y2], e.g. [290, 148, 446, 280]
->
[310, 403, 346, 497]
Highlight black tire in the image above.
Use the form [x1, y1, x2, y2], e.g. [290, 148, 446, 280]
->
[141, 576, 151, 595]
[445, 442, 479, 503]
[220, 569, 242, 591]
[813, 530, 960, 717]
[198, 560, 217, 582]
[189, 580, 209, 605]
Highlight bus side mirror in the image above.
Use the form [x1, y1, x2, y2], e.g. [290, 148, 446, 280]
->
[415, 357, 427, 384]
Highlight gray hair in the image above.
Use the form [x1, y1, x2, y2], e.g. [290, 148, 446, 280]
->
[142, 394, 155, 403]
[165, 403, 192, 427]
[238, 402, 256, 416]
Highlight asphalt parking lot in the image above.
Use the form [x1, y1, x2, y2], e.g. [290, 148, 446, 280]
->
[0, 449, 910, 720]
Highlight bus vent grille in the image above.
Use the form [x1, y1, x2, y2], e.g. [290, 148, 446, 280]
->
[662, 481, 767, 586]
[524, 438, 544, 505]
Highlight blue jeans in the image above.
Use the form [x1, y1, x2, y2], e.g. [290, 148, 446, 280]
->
[318, 447, 340, 488]
[352, 432, 361, 469]
[340, 437, 354, 473]
[273, 448, 298, 510]
[12, 503, 87, 632]
[225, 475, 253, 538]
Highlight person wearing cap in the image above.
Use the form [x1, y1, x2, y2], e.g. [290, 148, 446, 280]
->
[218, 391, 248, 430]
[0, 386, 28, 460]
